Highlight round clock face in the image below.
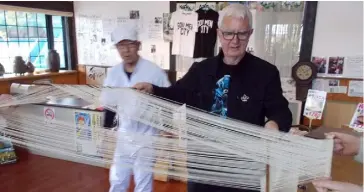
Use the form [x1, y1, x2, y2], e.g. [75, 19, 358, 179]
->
[296, 65, 313, 80]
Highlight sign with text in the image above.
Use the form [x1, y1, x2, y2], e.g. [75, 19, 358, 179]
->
[303, 89, 327, 120]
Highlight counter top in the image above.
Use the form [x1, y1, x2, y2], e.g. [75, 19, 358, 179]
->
[35, 97, 103, 112]
[0, 70, 77, 82]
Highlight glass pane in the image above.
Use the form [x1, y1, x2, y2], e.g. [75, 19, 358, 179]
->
[28, 27, 38, 38]
[29, 42, 40, 57]
[32, 55, 41, 68]
[27, 12, 37, 26]
[18, 26, 28, 39]
[19, 42, 31, 59]
[30, 56, 37, 65]
[39, 41, 48, 56]
[38, 27, 47, 39]
[7, 26, 18, 39]
[8, 42, 20, 57]
[0, 26, 7, 41]
[52, 16, 63, 27]
[37, 13, 46, 27]
[16, 12, 27, 26]
[5, 11, 16, 25]
[0, 42, 9, 57]
[38, 56, 45, 68]
[53, 28, 63, 41]
[0, 57, 11, 73]
[0, 11, 5, 25]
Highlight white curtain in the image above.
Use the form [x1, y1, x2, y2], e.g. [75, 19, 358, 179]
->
[249, 5, 304, 101]
[252, 10, 303, 78]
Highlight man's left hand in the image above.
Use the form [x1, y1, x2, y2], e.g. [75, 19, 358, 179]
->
[264, 120, 279, 131]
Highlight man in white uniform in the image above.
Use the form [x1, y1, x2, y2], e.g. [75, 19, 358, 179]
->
[101, 25, 170, 192]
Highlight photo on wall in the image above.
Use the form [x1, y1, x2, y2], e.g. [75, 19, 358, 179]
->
[328, 56, 345, 75]
[311, 56, 327, 74]
[129, 10, 140, 19]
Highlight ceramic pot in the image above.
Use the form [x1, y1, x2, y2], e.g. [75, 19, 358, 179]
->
[47, 50, 60, 72]
[26, 60, 35, 73]
[13, 56, 27, 75]
[0, 63, 5, 76]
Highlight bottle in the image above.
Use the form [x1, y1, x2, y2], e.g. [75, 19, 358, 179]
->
[47, 50, 60, 72]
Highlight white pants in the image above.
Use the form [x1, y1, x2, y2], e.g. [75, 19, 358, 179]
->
[109, 142, 154, 192]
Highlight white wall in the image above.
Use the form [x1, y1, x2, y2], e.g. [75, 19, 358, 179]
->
[312, 1, 363, 56]
[73, 1, 170, 69]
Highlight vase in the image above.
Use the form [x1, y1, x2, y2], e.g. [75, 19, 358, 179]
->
[13, 56, 27, 75]
[0, 63, 5, 76]
[26, 59, 35, 73]
[47, 50, 60, 72]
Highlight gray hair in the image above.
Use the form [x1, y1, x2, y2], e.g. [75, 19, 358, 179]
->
[218, 4, 253, 29]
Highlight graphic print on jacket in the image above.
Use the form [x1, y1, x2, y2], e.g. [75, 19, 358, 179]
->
[211, 75, 230, 117]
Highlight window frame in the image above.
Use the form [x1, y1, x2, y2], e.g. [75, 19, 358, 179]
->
[0, 10, 70, 73]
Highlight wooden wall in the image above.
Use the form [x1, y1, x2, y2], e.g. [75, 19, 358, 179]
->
[303, 77, 363, 128]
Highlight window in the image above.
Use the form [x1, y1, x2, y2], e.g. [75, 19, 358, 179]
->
[0, 10, 68, 73]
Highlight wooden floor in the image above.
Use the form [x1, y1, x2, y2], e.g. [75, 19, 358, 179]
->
[1, 148, 362, 192]
[0, 148, 186, 192]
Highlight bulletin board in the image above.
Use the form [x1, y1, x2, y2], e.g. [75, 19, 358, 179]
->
[73, 1, 171, 70]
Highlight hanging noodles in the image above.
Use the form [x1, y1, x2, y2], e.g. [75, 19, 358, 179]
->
[0, 84, 334, 192]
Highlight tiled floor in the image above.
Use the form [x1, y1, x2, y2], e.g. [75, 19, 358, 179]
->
[0, 147, 186, 192]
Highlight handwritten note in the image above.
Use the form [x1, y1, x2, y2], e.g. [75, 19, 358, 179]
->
[344, 56, 363, 78]
[86, 66, 107, 85]
[348, 80, 364, 97]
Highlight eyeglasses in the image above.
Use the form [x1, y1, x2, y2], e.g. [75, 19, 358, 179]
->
[221, 30, 252, 41]
[116, 42, 139, 51]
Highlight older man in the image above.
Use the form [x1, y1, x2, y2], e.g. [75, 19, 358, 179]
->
[101, 25, 170, 192]
[134, 4, 292, 192]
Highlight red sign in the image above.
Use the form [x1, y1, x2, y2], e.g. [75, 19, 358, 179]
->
[44, 108, 55, 120]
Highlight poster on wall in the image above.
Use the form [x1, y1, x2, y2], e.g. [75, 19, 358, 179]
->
[303, 89, 327, 120]
[76, 14, 103, 65]
[349, 103, 364, 132]
[86, 66, 107, 85]
[162, 13, 173, 42]
[147, 16, 163, 40]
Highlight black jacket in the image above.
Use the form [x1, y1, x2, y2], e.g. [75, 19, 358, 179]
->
[153, 52, 292, 132]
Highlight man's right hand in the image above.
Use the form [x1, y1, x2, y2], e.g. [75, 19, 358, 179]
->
[133, 82, 154, 94]
[313, 179, 363, 192]
[325, 132, 361, 156]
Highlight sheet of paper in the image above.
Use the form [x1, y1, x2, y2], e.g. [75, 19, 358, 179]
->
[312, 79, 347, 93]
[344, 56, 363, 79]
[348, 80, 364, 97]
[147, 17, 163, 40]
[304, 89, 327, 120]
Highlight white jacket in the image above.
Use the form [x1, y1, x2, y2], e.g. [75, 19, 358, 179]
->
[101, 57, 170, 135]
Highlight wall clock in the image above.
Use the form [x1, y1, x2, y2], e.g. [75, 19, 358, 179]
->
[292, 61, 318, 101]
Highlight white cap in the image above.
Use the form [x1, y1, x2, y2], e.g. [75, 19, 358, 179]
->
[111, 24, 138, 44]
